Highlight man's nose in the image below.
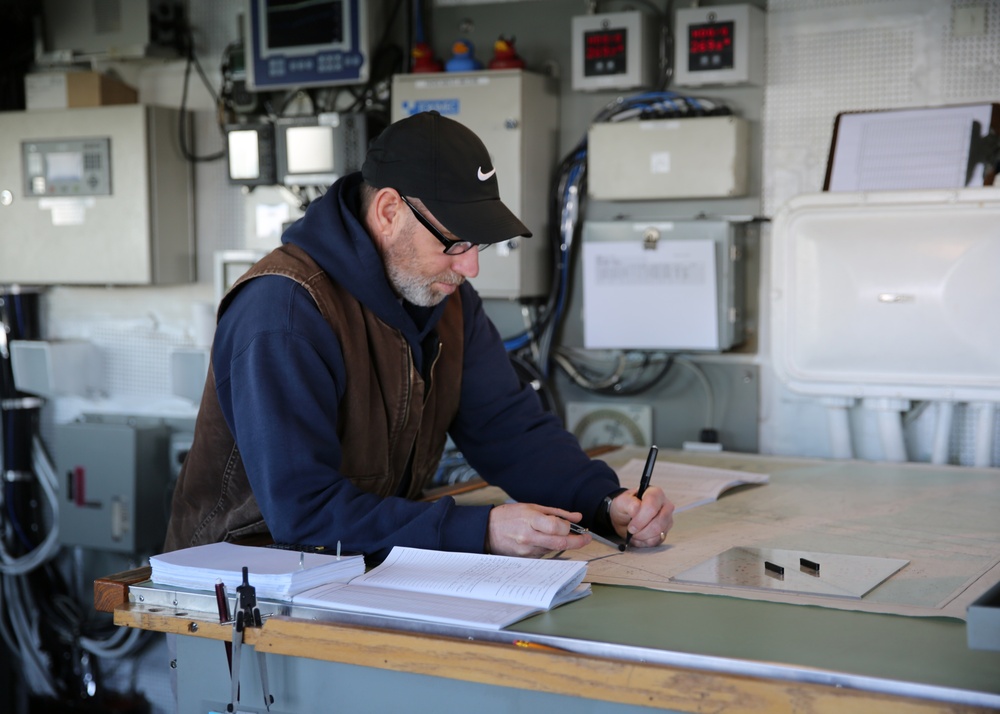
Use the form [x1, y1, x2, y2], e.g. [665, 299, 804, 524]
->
[451, 248, 480, 279]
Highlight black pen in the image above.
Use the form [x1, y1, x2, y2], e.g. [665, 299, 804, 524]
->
[624, 445, 658, 550]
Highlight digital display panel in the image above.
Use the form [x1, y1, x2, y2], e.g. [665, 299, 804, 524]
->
[46, 152, 84, 182]
[687, 20, 735, 72]
[284, 125, 335, 174]
[583, 27, 628, 77]
[265, 0, 344, 49]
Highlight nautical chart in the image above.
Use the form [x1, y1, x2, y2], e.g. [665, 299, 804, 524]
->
[551, 447, 1000, 620]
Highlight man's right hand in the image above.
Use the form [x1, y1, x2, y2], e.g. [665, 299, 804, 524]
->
[485, 503, 591, 558]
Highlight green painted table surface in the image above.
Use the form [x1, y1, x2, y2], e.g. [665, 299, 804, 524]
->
[514, 583, 1000, 698]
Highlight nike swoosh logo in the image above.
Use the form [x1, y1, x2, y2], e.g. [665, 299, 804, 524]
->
[477, 166, 496, 181]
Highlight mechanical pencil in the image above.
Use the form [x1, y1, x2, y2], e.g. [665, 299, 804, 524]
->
[568, 521, 621, 550]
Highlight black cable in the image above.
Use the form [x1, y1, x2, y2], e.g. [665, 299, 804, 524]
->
[344, 0, 407, 113]
[177, 27, 226, 163]
[593, 353, 675, 397]
[509, 352, 557, 414]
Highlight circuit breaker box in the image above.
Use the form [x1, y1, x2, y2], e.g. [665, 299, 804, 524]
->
[391, 70, 558, 298]
[0, 104, 194, 285]
[580, 219, 749, 351]
[56, 419, 172, 554]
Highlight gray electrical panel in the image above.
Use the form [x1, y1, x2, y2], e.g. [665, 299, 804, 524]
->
[580, 219, 750, 352]
[391, 70, 558, 299]
[55, 418, 172, 554]
[0, 104, 195, 285]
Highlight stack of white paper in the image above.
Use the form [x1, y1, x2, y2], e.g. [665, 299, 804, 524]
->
[149, 542, 365, 601]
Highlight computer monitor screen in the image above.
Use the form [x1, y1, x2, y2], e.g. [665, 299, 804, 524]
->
[265, 0, 343, 50]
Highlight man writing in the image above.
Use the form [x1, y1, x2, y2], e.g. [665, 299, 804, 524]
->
[165, 111, 674, 559]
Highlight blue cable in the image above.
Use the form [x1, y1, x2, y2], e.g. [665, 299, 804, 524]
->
[413, 0, 426, 44]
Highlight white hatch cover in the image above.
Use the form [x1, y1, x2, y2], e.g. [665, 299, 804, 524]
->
[770, 188, 1000, 401]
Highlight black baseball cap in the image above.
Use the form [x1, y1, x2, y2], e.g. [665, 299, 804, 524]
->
[361, 111, 532, 245]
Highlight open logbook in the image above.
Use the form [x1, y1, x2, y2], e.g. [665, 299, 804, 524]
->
[293, 546, 590, 630]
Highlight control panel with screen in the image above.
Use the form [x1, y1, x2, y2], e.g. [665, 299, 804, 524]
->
[22, 138, 111, 197]
[244, 0, 370, 91]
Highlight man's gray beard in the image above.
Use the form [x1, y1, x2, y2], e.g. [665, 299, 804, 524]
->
[386, 262, 441, 307]
[382, 223, 462, 307]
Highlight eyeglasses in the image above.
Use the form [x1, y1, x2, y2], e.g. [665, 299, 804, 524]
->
[399, 194, 488, 256]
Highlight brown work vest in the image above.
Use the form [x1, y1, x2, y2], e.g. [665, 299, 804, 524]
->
[163, 244, 463, 551]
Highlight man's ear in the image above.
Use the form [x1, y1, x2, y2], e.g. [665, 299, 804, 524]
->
[368, 187, 404, 246]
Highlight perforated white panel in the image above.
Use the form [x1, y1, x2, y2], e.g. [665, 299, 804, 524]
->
[942, 0, 1000, 101]
[763, 0, 998, 217]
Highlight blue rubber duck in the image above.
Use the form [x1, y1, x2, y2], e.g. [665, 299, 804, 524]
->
[445, 39, 484, 72]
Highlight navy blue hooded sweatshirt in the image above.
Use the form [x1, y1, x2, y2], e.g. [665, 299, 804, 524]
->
[210, 173, 622, 557]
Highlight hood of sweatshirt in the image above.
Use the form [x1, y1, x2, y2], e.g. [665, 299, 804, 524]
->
[280, 172, 449, 352]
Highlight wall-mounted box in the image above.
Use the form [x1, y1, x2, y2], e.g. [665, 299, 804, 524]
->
[588, 116, 749, 200]
[0, 104, 195, 285]
[9, 339, 104, 398]
[570, 10, 660, 92]
[391, 70, 558, 299]
[581, 219, 748, 351]
[674, 3, 765, 87]
[56, 418, 172, 554]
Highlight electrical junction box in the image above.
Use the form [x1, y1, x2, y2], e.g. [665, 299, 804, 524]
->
[55, 418, 172, 554]
[0, 104, 194, 285]
[587, 116, 749, 200]
[674, 4, 765, 87]
[392, 70, 558, 299]
[581, 219, 748, 351]
[571, 10, 660, 92]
